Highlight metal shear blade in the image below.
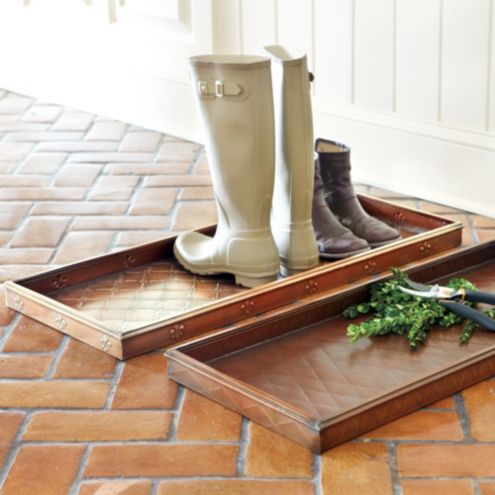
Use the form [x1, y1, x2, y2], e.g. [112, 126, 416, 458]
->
[399, 278, 457, 300]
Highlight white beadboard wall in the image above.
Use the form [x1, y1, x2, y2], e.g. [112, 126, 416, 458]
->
[0, 0, 493, 216]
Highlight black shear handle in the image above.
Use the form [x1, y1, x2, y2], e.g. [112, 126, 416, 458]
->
[464, 290, 495, 306]
[441, 301, 495, 332]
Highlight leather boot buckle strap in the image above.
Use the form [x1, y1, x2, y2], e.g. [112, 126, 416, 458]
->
[197, 79, 245, 99]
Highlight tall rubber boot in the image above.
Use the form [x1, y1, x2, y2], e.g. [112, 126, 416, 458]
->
[265, 46, 319, 276]
[173, 55, 280, 288]
[316, 138, 401, 247]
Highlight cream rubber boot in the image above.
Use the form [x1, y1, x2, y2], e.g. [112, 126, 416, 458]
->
[173, 55, 280, 288]
[264, 46, 319, 276]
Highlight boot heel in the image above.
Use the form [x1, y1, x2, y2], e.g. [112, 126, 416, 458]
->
[279, 265, 306, 278]
[235, 274, 278, 288]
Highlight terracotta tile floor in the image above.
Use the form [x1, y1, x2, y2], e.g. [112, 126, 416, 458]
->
[0, 89, 495, 495]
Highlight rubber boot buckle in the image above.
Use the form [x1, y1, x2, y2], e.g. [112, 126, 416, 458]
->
[215, 80, 224, 98]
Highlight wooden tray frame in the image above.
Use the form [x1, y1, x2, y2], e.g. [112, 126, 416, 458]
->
[3, 194, 462, 359]
[167, 241, 495, 453]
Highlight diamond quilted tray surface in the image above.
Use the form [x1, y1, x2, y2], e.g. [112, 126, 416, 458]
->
[4, 195, 462, 359]
[167, 240, 495, 453]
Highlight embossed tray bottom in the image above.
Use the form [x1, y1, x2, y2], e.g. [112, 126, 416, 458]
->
[167, 241, 495, 453]
[3, 195, 462, 358]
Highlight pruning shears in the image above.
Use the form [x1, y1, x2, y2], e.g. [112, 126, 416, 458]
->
[398, 278, 495, 332]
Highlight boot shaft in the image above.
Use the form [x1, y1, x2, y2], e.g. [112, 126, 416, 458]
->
[189, 55, 275, 231]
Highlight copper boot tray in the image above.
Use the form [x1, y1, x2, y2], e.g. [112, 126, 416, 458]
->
[3, 195, 462, 359]
[167, 241, 495, 453]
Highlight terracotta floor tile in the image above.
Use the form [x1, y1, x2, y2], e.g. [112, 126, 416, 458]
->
[4, 131, 85, 142]
[96, 175, 140, 187]
[11, 216, 70, 247]
[52, 111, 94, 131]
[171, 201, 217, 230]
[397, 444, 495, 477]
[0, 412, 25, 468]
[120, 131, 162, 152]
[84, 444, 238, 477]
[0, 286, 16, 326]
[0, 248, 54, 264]
[129, 187, 177, 215]
[52, 339, 116, 378]
[0, 264, 52, 282]
[477, 229, 495, 242]
[87, 183, 134, 200]
[85, 121, 127, 141]
[0, 380, 110, 408]
[245, 423, 313, 478]
[0, 95, 33, 114]
[18, 152, 67, 174]
[105, 162, 191, 175]
[158, 480, 315, 495]
[0, 187, 87, 201]
[401, 479, 473, 495]
[0, 201, 32, 230]
[143, 174, 212, 187]
[78, 481, 151, 495]
[192, 151, 209, 174]
[53, 164, 103, 187]
[480, 484, 495, 495]
[37, 140, 119, 152]
[112, 353, 177, 409]
[2, 445, 84, 495]
[462, 381, 495, 441]
[21, 104, 62, 123]
[179, 186, 214, 200]
[0, 174, 51, 187]
[31, 201, 130, 215]
[0, 354, 52, 378]
[427, 396, 456, 409]
[2, 315, 63, 352]
[24, 411, 172, 441]
[472, 215, 495, 229]
[363, 410, 463, 441]
[321, 442, 393, 495]
[53, 231, 115, 264]
[116, 230, 172, 246]
[176, 390, 242, 441]
[156, 141, 200, 163]
[69, 152, 154, 163]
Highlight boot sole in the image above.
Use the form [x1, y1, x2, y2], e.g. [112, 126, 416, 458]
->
[173, 245, 279, 289]
[368, 235, 401, 248]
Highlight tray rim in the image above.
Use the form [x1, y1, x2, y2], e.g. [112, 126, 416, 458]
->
[166, 241, 495, 431]
[3, 194, 464, 358]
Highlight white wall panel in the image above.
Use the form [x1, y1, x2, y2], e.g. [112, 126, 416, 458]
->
[441, 0, 491, 130]
[314, 0, 353, 104]
[240, 0, 276, 54]
[354, 0, 395, 112]
[276, 0, 313, 70]
[395, 0, 440, 121]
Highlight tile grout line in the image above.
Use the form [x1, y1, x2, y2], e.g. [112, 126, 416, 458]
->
[0, 411, 32, 490]
[388, 442, 403, 495]
[312, 449, 323, 495]
[103, 359, 125, 410]
[69, 444, 91, 495]
[235, 417, 250, 477]
[166, 385, 186, 442]
[453, 392, 474, 443]
[44, 335, 70, 379]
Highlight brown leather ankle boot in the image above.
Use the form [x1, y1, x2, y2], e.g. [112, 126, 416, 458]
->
[312, 160, 370, 258]
[316, 138, 400, 247]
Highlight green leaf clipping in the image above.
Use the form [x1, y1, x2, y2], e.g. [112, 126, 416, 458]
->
[343, 268, 483, 348]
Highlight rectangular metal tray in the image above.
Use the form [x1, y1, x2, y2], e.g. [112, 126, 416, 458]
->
[166, 241, 495, 453]
[3, 194, 462, 359]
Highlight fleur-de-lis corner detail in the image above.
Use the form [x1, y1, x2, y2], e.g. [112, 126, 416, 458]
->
[12, 295, 24, 311]
[364, 261, 377, 275]
[240, 300, 255, 315]
[392, 212, 406, 225]
[54, 314, 67, 330]
[122, 254, 137, 269]
[170, 324, 184, 339]
[52, 274, 68, 289]
[100, 335, 112, 352]
[420, 241, 432, 257]
[305, 280, 319, 295]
